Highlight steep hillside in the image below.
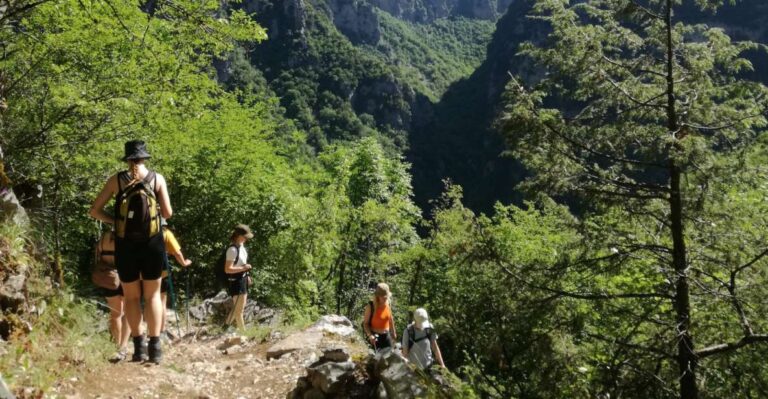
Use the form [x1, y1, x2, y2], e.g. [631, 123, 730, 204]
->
[220, 0, 498, 155]
[409, 0, 540, 213]
[410, 0, 768, 214]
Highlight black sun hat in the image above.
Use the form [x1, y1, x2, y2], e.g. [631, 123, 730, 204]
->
[122, 140, 152, 161]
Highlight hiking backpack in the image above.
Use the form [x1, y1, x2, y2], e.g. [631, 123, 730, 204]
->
[407, 325, 434, 350]
[215, 244, 240, 288]
[115, 171, 161, 241]
[91, 232, 119, 290]
[361, 301, 374, 334]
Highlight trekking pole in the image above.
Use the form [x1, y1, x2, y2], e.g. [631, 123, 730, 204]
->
[166, 269, 182, 340]
[185, 267, 191, 334]
[163, 251, 183, 340]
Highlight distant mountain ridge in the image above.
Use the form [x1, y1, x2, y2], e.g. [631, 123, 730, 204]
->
[222, 0, 768, 215]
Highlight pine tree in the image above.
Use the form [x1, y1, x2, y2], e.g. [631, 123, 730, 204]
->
[498, 0, 768, 397]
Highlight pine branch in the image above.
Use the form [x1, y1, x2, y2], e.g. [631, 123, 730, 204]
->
[507, 75, 667, 169]
[696, 334, 768, 358]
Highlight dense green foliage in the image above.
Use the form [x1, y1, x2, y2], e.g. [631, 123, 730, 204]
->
[372, 14, 495, 100]
[5, 0, 768, 398]
[498, 0, 768, 397]
[0, 222, 115, 393]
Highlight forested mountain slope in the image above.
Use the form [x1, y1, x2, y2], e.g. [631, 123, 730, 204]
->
[219, 0, 496, 154]
[410, 0, 768, 213]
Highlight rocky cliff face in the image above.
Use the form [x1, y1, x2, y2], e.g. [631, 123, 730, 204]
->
[324, 0, 381, 45]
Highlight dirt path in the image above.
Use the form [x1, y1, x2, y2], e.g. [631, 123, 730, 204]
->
[54, 333, 315, 399]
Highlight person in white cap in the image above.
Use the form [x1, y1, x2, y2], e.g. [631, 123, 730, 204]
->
[401, 308, 445, 369]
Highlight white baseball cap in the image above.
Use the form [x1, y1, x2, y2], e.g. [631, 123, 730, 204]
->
[414, 308, 432, 330]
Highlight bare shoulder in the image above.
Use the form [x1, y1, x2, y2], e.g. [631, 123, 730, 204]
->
[154, 172, 168, 187]
[105, 173, 120, 191]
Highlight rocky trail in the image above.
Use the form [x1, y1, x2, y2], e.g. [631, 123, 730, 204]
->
[52, 315, 369, 399]
[41, 309, 467, 399]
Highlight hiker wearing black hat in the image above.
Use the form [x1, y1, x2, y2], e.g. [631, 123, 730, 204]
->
[89, 140, 172, 364]
[223, 224, 254, 330]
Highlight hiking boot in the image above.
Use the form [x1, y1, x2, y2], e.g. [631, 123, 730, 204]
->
[147, 336, 162, 365]
[131, 336, 147, 362]
[109, 348, 127, 364]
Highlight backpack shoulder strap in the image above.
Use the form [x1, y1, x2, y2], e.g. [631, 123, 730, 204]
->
[117, 171, 130, 194]
[367, 301, 374, 329]
[138, 170, 157, 197]
[425, 327, 434, 342]
[145, 170, 157, 192]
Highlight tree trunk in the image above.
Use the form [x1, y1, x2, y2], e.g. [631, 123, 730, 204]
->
[336, 259, 346, 315]
[670, 165, 697, 399]
[665, 1, 698, 398]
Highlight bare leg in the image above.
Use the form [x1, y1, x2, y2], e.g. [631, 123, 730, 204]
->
[122, 280, 143, 337]
[106, 295, 124, 345]
[234, 293, 247, 330]
[161, 292, 167, 334]
[119, 312, 131, 349]
[142, 278, 163, 337]
[225, 295, 236, 326]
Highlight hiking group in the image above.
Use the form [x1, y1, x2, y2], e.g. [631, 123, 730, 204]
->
[362, 283, 445, 370]
[89, 140, 252, 364]
[89, 140, 445, 370]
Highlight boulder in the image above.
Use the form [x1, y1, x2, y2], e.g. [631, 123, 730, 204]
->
[307, 361, 356, 394]
[302, 387, 326, 399]
[0, 273, 26, 312]
[373, 349, 427, 398]
[320, 348, 350, 363]
[307, 315, 355, 337]
[266, 331, 323, 360]
[0, 187, 29, 227]
[217, 335, 246, 350]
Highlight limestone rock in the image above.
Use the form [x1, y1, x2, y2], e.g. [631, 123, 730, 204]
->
[0, 187, 29, 227]
[307, 315, 355, 337]
[307, 361, 355, 394]
[0, 273, 26, 312]
[217, 335, 245, 350]
[267, 331, 323, 360]
[0, 374, 14, 399]
[320, 348, 350, 363]
[326, 0, 380, 45]
[374, 349, 427, 398]
[302, 388, 325, 399]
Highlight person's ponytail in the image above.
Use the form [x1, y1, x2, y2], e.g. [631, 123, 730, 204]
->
[127, 161, 141, 186]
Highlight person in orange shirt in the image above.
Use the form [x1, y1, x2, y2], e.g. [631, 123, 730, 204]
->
[362, 282, 398, 351]
[160, 221, 192, 339]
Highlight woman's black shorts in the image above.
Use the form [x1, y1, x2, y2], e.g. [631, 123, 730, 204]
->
[373, 331, 392, 351]
[115, 232, 166, 283]
[227, 275, 248, 296]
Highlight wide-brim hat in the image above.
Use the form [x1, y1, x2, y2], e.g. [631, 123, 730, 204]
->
[374, 282, 391, 298]
[233, 224, 254, 239]
[122, 140, 152, 161]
